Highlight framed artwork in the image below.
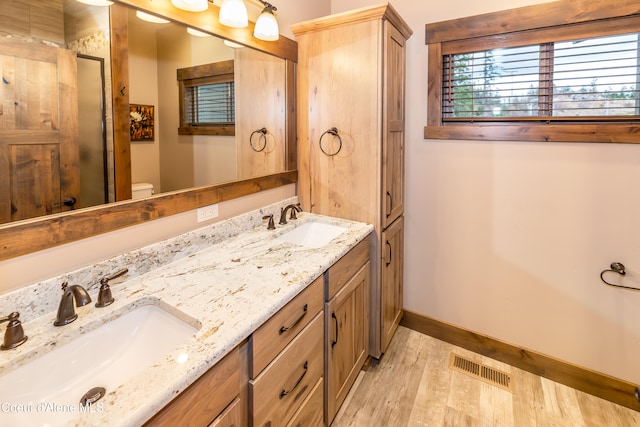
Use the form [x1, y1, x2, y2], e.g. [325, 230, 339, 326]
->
[130, 104, 154, 141]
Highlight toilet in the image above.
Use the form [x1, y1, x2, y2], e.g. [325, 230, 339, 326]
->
[131, 182, 154, 200]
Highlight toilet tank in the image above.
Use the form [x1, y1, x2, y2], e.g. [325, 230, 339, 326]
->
[131, 183, 154, 200]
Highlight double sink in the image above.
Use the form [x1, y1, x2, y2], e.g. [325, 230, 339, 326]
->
[0, 218, 349, 426]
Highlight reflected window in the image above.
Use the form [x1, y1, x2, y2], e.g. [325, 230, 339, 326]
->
[177, 60, 235, 135]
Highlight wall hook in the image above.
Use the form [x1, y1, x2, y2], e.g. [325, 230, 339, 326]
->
[120, 85, 126, 96]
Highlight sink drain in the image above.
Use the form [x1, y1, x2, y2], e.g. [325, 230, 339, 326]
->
[80, 387, 106, 406]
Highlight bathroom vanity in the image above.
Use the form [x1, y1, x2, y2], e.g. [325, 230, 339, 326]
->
[0, 199, 372, 427]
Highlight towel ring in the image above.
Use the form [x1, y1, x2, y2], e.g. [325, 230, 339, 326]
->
[319, 127, 342, 156]
[250, 128, 268, 152]
[600, 262, 640, 291]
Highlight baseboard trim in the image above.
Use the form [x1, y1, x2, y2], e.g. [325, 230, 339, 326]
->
[400, 309, 640, 412]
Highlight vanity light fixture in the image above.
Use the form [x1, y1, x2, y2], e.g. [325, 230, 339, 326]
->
[76, 0, 113, 6]
[136, 11, 170, 24]
[253, 1, 279, 41]
[169, 0, 281, 41]
[218, 0, 249, 28]
[171, 0, 209, 12]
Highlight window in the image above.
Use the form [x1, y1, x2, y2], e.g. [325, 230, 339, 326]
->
[177, 60, 235, 136]
[425, 0, 640, 143]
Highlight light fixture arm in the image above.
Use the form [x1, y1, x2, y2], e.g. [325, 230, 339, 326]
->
[212, 0, 277, 12]
[257, 0, 277, 13]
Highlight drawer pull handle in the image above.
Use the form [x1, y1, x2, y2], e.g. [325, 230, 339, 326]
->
[386, 191, 392, 218]
[279, 304, 308, 334]
[279, 361, 308, 399]
[331, 312, 339, 348]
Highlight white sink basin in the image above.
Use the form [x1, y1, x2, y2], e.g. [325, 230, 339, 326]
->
[0, 304, 199, 427]
[277, 221, 348, 248]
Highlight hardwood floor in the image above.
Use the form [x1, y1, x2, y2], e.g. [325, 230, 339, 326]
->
[332, 326, 640, 426]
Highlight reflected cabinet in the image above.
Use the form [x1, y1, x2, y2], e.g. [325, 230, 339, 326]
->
[293, 3, 413, 360]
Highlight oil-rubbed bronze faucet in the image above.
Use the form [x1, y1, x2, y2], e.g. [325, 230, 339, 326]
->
[263, 214, 276, 230]
[53, 282, 92, 326]
[1, 311, 28, 350]
[279, 204, 303, 225]
[96, 268, 128, 308]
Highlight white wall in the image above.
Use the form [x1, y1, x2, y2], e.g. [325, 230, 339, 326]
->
[129, 18, 162, 192]
[331, 0, 640, 384]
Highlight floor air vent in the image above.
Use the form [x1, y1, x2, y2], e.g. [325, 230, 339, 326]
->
[448, 353, 514, 393]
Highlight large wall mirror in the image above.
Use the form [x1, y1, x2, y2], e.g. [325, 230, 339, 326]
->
[0, 0, 297, 260]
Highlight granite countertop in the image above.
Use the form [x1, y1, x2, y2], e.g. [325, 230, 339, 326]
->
[0, 210, 373, 427]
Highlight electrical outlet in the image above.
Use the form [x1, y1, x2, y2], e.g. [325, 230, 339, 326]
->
[197, 204, 219, 223]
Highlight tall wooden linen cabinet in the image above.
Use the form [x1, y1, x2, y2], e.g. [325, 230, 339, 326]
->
[293, 3, 412, 363]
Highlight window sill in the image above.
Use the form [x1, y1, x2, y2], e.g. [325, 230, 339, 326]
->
[424, 123, 640, 144]
[178, 126, 235, 136]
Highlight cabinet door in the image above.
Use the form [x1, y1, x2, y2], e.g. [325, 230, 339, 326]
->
[0, 37, 80, 223]
[381, 22, 407, 230]
[301, 20, 381, 225]
[144, 348, 240, 427]
[325, 262, 370, 424]
[381, 216, 404, 352]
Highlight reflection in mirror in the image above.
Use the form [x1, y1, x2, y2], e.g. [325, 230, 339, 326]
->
[128, 10, 286, 197]
[0, 0, 297, 261]
[0, 1, 112, 224]
[0, 0, 288, 225]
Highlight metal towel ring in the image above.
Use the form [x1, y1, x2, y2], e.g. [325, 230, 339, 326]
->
[250, 128, 268, 152]
[600, 262, 640, 291]
[319, 127, 342, 156]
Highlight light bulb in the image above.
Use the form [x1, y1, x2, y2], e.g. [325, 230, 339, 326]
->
[187, 28, 211, 37]
[219, 0, 248, 28]
[224, 40, 244, 48]
[75, 0, 113, 6]
[171, 0, 208, 12]
[136, 11, 170, 24]
[253, 8, 279, 41]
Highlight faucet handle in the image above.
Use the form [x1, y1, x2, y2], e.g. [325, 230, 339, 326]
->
[263, 214, 275, 230]
[96, 268, 128, 308]
[289, 203, 302, 220]
[95, 283, 114, 308]
[1, 311, 28, 350]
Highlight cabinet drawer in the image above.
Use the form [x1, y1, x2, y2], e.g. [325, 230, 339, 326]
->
[250, 312, 324, 427]
[145, 347, 240, 426]
[250, 275, 323, 377]
[326, 236, 370, 300]
[285, 377, 324, 427]
[208, 398, 241, 427]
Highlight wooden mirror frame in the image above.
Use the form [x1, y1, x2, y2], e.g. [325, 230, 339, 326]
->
[0, 0, 298, 261]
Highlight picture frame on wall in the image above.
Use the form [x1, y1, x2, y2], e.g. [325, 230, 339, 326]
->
[130, 104, 154, 141]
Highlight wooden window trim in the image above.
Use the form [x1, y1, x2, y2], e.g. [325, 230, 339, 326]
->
[177, 60, 235, 136]
[424, 0, 640, 143]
